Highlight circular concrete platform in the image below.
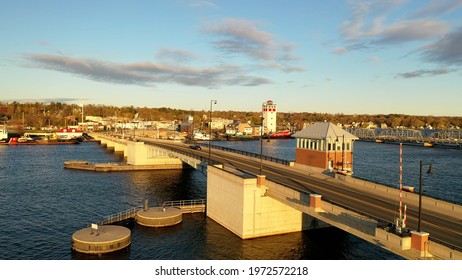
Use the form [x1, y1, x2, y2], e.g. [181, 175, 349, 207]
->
[135, 207, 182, 227]
[71, 225, 131, 254]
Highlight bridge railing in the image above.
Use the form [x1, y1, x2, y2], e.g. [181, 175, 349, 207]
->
[267, 175, 462, 252]
[198, 142, 290, 166]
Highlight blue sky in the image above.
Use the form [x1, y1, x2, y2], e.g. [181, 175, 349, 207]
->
[1, 0, 461, 116]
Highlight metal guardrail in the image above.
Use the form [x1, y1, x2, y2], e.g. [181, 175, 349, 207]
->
[266, 175, 462, 253]
[98, 199, 206, 225]
[189, 141, 290, 166]
[162, 199, 206, 209]
[99, 205, 144, 225]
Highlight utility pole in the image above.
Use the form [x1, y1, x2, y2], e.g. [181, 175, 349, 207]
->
[208, 100, 217, 164]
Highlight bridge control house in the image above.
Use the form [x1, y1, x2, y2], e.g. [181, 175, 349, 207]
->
[292, 122, 358, 174]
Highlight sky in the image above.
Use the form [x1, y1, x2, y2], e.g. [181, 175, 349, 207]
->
[1, 0, 461, 116]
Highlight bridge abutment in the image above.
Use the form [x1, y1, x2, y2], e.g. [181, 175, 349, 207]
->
[206, 166, 325, 239]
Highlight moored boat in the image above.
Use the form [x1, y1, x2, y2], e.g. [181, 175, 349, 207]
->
[0, 125, 9, 144]
[8, 136, 79, 145]
[269, 130, 292, 139]
[55, 128, 84, 141]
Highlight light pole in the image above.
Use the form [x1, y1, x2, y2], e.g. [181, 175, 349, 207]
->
[418, 160, 433, 232]
[260, 115, 264, 175]
[327, 136, 333, 171]
[208, 100, 217, 164]
[336, 135, 345, 171]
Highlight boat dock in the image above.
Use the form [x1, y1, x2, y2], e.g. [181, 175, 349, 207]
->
[64, 160, 183, 171]
[72, 199, 206, 254]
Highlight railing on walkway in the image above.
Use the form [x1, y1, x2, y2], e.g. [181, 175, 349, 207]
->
[162, 199, 206, 213]
[98, 199, 206, 225]
[99, 205, 144, 225]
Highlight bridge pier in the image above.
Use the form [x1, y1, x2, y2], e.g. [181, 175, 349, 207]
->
[89, 134, 184, 169]
[206, 166, 328, 239]
[127, 141, 183, 168]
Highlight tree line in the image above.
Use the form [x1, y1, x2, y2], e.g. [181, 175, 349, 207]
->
[1, 101, 461, 131]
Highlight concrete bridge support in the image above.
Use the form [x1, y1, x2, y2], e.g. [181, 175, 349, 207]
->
[126, 141, 183, 168]
[206, 166, 329, 239]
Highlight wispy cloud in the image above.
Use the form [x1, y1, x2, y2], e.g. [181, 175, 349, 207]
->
[23, 54, 272, 88]
[339, 0, 459, 78]
[396, 67, 454, 78]
[187, 0, 217, 9]
[412, 0, 462, 17]
[332, 47, 349, 55]
[421, 26, 462, 66]
[375, 20, 448, 44]
[203, 18, 304, 72]
[155, 47, 199, 63]
[368, 55, 381, 63]
[340, 1, 448, 46]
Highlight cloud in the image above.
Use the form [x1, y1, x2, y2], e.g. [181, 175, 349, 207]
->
[395, 67, 454, 78]
[412, 0, 462, 17]
[421, 26, 462, 66]
[332, 47, 349, 55]
[376, 20, 448, 44]
[23, 54, 272, 88]
[340, 1, 448, 45]
[155, 47, 199, 63]
[187, 0, 217, 8]
[203, 18, 304, 72]
[368, 55, 381, 63]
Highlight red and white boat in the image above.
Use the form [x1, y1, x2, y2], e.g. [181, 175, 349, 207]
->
[55, 128, 84, 141]
[269, 130, 292, 139]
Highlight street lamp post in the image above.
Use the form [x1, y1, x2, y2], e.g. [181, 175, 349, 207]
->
[336, 135, 345, 171]
[208, 100, 217, 164]
[418, 160, 433, 232]
[260, 115, 264, 175]
[327, 136, 333, 171]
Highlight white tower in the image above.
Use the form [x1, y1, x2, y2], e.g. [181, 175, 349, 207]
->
[262, 100, 277, 134]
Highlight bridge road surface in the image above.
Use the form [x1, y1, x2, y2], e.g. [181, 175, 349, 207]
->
[142, 139, 462, 250]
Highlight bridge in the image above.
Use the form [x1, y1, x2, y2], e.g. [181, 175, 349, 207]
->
[347, 128, 462, 148]
[89, 133, 462, 260]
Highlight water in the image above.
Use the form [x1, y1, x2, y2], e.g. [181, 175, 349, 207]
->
[0, 140, 460, 260]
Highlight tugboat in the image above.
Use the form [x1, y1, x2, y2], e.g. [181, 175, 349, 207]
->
[269, 130, 292, 139]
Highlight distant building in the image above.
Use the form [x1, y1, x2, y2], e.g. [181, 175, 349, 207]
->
[262, 100, 277, 134]
[292, 122, 359, 173]
[209, 118, 233, 131]
[237, 123, 253, 135]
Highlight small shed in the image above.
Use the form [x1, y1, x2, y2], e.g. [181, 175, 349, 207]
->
[292, 122, 359, 173]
